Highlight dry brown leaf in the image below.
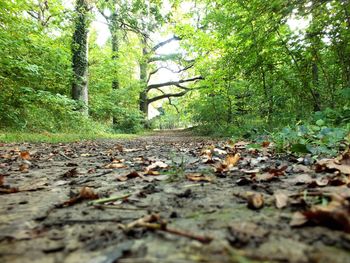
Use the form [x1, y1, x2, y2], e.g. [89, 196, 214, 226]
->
[307, 198, 350, 232]
[186, 173, 212, 182]
[62, 168, 78, 178]
[268, 165, 288, 176]
[315, 158, 350, 175]
[0, 187, 19, 194]
[308, 177, 329, 188]
[146, 161, 168, 171]
[290, 194, 350, 233]
[290, 211, 308, 227]
[61, 187, 98, 207]
[114, 144, 124, 152]
[144, 170, 160, 176]
[247, 192, 264, 210]
[19, 163, 30, 173]
[20, 151, 31, 160]
[225, 153, 240, 167]
[262, 141, 271, 148]
[104, 160, 127, 169]
[0, 175, 4, 186]
[274, 191, 289, 209]
[200, 149, 212, 158]
[241, 169, 260, 174]
[117, 171, 142, 181]
[234, 141, 250, 149]
[253, 173, 275, 182]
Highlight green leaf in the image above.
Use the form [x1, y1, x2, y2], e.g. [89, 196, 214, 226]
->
[290, 143, 310, 153]
[316, 119, 325, 126]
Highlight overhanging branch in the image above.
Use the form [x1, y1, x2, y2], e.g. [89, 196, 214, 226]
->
[148, 53, 182, 63]
[148, 90, 189, 104]
[147, 64, 195, 84]
[147, 76, 203, 91]
[151, 36, 181, 52]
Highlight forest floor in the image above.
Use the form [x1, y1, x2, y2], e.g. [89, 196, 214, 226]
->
[0, 130, 350, 263]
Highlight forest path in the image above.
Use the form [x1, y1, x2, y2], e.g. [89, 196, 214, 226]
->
[0, 132, 350, 262]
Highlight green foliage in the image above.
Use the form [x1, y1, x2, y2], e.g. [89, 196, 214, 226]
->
[272, 110, 350, 156]
[0, 132, 137, 143]
[0, 87, 106, 133]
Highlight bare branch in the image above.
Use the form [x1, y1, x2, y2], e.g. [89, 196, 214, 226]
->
[148, 53, 182, 63]
[148, 90, 189, 104]
[151, 36, 181, 52]
[147, 64, 195, 84]
[27, 10, 39, 20]
[147, 76, 203, 91]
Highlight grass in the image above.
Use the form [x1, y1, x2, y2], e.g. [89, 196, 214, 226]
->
[0, 131, 138, 143]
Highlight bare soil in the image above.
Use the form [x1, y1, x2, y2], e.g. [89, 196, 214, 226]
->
[0, 130, 349, 263]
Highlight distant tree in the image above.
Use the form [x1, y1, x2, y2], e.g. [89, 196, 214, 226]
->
[71, 0, 90, 115]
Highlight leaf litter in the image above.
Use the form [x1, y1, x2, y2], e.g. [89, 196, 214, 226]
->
[0, 130, 350, 263]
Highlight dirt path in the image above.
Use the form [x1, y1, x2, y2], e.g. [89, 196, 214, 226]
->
[0, 131, 349, 263]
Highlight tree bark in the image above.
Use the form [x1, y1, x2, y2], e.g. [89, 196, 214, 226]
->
[71, 0, 89, 115]
[139, 36, 149, 117]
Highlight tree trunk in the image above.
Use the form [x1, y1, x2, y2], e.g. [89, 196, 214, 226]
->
[109, 15, 120, 90]
[71, 0, 89, 115]
[139, 36, 149, 117]
[108, 14, 120, 125]
[309, 0, 321, 111]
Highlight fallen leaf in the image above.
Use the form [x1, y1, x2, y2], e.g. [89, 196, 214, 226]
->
[268, 165, 288, 176]
[225, 153, 240, 167]
[315, 157, 350, 175]
[290, 211, 308, 227]
[234, 141, 250, 149]
[61, 187, 98, 207]
[19, 163, 30, 173]
[104, 160, 127, 169]
[247, 192, 264, 210]
[213, 148, 227, 156]
[186, 173, 212, 182]
[0, 175, 4, 186]
[117, 171, 142, 181]
[236, 177, 252, 186]
[20, 151, 31, 160]
[308, 177, 329, 188]
[241, 168, 260, 174]
[146, 161, 168, 171]
[252, 173, 276, 182]
[144, 170, 160, 176]
[262, 141, 270, 148]
[0, 187, 19, 194]
[61, 168, 78, 178]
[274, 191, 289, 209]
[291, 194, 350, 233]
[215, 153, 241, 173]
[114, 144, 124, 152]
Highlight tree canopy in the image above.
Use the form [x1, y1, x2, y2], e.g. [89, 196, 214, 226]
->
[0, 0, 349, 138]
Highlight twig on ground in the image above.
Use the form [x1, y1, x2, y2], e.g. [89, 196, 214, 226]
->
[93, 204, 147, 210]
[89, 193, 132, 206]
[122, 214, 213, 244]
[59, 152, 72, 160]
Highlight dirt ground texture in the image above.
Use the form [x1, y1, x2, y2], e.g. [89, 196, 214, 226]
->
[1, 130, 350, 263]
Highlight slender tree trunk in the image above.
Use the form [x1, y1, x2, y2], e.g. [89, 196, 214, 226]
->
[341, 0, 350, 89]
[71, 0, 89, 115]
[109, 15, 120, 90]
[309, 0, 321, 111]
[139, 36, 149, 118]
[108, 14, 120, 126]
[226, 82, 233, 125]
